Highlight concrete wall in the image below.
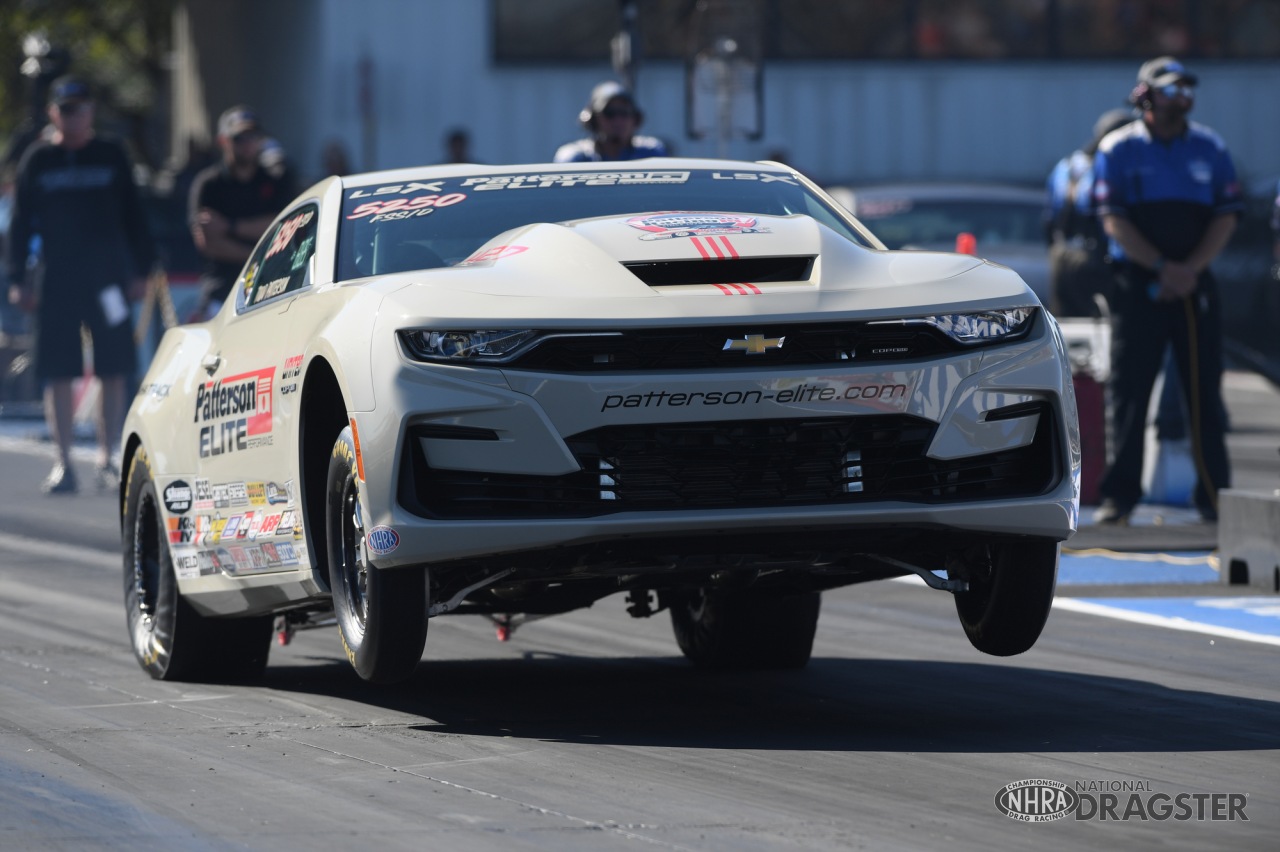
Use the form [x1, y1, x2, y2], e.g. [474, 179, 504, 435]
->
[178, 1, 1280, 190]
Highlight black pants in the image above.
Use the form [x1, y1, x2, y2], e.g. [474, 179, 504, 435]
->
[1099, 265, 1230, 514]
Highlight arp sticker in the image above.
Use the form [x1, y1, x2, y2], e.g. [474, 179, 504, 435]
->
[163, 480, 193, 514]
[367, 526, 399, 556]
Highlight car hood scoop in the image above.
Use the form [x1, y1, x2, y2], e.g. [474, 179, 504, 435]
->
[622, 255, 815, 286]
[380, 212, 1035, 321]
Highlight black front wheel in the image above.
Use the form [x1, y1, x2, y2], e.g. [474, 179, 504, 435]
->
[326, 427, 428, 683]
[122, 449, 272, 681]
[670, 587, 820, 670]
[953, 539, 1059, 656]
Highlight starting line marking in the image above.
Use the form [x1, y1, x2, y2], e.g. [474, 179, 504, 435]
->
[1054, 597, 1280, 647]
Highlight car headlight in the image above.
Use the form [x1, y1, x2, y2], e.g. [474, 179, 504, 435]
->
[872, 308, 1036, 346]
[399, 329, 539, 363]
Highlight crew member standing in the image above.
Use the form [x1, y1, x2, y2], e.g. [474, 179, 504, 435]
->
[1045, 108, 1133, 317]
[5, 76, 156, 494]
[188, 106, 296, 320]
[1092, 57, 1240, 524]
[553, 82, 667, 163]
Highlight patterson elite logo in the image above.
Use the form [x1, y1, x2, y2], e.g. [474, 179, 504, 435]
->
[995, 779, 1249, 823]
[194, 367, 274, 458]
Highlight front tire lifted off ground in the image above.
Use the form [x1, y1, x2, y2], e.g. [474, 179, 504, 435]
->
[326, 426, 428, 683]
[952, 538, 1059, 656]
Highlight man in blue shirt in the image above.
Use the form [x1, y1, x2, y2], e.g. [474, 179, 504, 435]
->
[554, 82, 668, 163]
[1092, 57, 1241, 524]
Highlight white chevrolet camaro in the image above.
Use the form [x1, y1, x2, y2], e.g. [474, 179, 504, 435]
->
[121, 159, 1080, 684]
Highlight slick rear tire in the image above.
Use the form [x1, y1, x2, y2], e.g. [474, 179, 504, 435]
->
[953, 538, 1059, 657]
[326, 427, 428, 684]
[122, 449, 272, 681]
[670, 587, 820, 670]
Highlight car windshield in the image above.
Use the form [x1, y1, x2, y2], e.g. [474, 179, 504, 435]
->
[855, 198, 1043, 250]
[336, 168, 869, 281]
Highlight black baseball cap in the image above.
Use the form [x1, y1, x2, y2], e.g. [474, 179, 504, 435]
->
[49, 76, 92, 105]
[1138, 56, 1198, 88]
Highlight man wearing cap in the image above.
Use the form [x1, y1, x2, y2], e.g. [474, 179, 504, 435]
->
[5, 75, 156, 494]
[188, 105, 296, 319]
[1091, 57, 1241, 525]
[553, 81, 668, 163]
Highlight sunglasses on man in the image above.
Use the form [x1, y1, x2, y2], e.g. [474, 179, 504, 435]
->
[600, 107, 637, 120]
[1157, 83, 1195, 99]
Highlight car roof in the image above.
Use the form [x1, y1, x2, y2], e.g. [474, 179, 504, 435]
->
[339, 157, 796, 191]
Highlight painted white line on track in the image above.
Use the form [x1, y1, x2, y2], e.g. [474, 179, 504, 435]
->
[1053, 597, 1280, 647]
[0, 433, 99, 462]
[0, 530, 118, 570]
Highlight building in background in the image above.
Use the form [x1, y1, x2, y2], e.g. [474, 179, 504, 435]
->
[170, 0, 1280, 189]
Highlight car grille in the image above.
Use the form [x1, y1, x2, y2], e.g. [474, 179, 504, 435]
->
[400, 409, 1056, 520]
[506, 322, 956, 371]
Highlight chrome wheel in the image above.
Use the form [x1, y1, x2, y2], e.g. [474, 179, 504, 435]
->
[326, 426, 429, 683]
[337, 473, 369, 635]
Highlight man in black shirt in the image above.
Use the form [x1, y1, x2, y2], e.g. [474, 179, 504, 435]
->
[188, 106, 296, 319]
[6, 76, 156, 494]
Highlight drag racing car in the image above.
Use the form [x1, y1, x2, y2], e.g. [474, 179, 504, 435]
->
[121, 158, 1080, 684]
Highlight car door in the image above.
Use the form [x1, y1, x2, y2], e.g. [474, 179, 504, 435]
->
[193, 204, 319, 573]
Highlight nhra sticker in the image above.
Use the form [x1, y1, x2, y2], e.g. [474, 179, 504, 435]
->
[367, 526, 399, 556]
[163, 480, 192, 514]
[194, 367, 274, 458]
[627, 212, 768, 241]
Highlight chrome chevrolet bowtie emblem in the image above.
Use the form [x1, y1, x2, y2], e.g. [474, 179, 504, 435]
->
[723, 334, 785, 354]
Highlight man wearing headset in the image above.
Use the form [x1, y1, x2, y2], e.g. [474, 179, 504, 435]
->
[553, 81, 668, 163]
[1092, 57, 1241, 525]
